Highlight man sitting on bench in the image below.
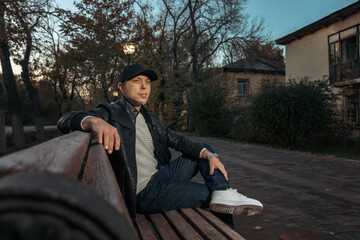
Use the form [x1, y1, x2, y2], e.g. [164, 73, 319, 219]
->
[57, 64, 263, 227]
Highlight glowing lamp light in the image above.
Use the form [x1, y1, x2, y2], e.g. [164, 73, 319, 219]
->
[121, 43, 138, 55]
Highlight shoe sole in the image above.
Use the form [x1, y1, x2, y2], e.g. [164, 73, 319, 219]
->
[210, 203, 263, 216]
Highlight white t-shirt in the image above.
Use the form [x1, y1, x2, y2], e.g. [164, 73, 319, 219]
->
[135, 113, 158, 194]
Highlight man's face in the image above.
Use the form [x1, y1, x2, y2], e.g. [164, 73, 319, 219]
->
[118, 75, 151, 110]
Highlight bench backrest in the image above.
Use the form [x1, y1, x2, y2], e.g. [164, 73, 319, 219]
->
[0, 131, 138, 240]
[0, 131, 247, 240]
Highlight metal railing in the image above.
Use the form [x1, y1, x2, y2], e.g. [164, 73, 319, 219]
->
[329, 60, 360, 84]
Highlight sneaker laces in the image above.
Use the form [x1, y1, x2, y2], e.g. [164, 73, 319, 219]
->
[229, 188, 247, 198]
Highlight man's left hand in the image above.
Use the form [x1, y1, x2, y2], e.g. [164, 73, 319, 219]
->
[202, 150, 228, 181]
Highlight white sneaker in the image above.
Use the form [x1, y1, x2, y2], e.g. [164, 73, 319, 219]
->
[210, 188, 263, 216]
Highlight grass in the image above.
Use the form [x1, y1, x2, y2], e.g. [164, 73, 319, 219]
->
[183, 131, 360, 160]
[255, 141, 360, 160]
[1, 129, 62, 156]
[291, 143, 360, 160]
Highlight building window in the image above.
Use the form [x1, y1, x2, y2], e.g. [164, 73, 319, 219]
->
[341, 34, 357, 61]
[328, 25, 360, 84]
[238, 79, 248, 96]
[329, 40, 339, 65]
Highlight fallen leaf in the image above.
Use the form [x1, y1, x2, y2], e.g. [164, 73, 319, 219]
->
[263, 219, 272, 222]
[253, 226, 262, 230]
[329, 231, 334, 235]
[279, 235, 292, 240]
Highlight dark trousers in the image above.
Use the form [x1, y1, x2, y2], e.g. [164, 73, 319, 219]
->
[136, 144, 233, 227]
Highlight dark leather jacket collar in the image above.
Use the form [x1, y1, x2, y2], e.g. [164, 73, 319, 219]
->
[122, 97, 140, 122]
[110, 97, 142, 128]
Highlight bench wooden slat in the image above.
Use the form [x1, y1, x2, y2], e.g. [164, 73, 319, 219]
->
[196, 208, 246, 240]
[149, 213, 180, 240]
[164, 210, 203, 240]
[0, 130, 248, 240]
[180, 208, 227, 240]
[0, 131, 90, 179]
[135, 214, 158, 240]
[82, 139, 135, 232]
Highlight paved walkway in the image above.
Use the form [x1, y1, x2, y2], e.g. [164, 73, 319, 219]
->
[185, 135, 360, 240]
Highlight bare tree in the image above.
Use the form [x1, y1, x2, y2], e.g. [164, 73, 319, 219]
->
[1, 0, 57, 143]
[40, 13, 81, 115]
[160, 0, 192, 105]
[185, 0, 266, 82]
[0, 3, 25, 149]
[15, 1, 48, 142]
[222, 39, 283, 65]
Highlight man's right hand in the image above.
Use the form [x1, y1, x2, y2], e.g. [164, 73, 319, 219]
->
[82, 117, 120, 154]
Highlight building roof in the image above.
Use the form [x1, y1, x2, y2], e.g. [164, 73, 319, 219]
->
[276, 1, 360, 45]
[223, 57, 285, 74]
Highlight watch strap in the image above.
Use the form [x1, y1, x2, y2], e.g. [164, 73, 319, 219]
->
[207, 153, 218, 160]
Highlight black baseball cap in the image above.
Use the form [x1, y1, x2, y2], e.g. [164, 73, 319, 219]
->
[119, 64, 158, 83]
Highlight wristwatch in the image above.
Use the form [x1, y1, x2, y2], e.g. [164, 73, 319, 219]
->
[207, 153, 218, 160]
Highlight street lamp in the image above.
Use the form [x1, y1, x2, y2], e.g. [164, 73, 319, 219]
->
[121, 43, 138, 65]
[112, 91, 119, 97]
[112, 90, 119, 103]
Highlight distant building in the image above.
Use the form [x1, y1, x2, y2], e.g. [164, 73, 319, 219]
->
[223, 57, 285, 111]
[276, 1, 360, 127]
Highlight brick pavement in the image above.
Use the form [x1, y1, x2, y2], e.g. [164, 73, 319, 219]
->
[182, 135, 360, 240]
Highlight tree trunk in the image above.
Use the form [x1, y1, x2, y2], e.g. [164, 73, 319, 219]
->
[0, 7, 25, 150]
[188, 0, 199, 83]
[10, 114, 25, 149]
[59, 73, 68, 101]
[20, 24, 45, 142]
[0, 80, 6, 154]
[101, 73, 110, 103]
[186, 0, 201, 131]
[69, 73, 77, 100]
[21, 61, 46, 142]
[52, 78, 62, 118]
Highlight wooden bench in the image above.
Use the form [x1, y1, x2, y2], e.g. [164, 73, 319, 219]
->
[0, 131, 245, 240]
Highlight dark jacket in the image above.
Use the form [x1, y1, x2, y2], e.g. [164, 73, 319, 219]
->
[57, 97, 204, 220]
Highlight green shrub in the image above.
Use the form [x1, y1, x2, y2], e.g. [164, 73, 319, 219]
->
[247, 78, 335, 145]
[188, 78, 230, 137]
[228, 109, 260, 142]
